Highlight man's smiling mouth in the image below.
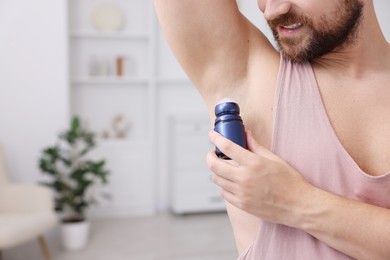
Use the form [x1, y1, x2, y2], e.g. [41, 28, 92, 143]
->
[282, 23, 303, 29]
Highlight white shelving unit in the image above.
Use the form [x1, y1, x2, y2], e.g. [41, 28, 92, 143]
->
[68, 0, 225, 216]
[68, 0, 157, 217]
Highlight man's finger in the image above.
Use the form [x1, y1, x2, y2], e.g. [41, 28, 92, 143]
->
[207, 150, 238, 182]
[208, 130, 254, 165]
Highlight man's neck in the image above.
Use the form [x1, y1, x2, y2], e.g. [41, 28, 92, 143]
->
[312, 3, 390, 80]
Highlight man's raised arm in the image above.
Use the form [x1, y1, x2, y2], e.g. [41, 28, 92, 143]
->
[154, 0, 276, 102]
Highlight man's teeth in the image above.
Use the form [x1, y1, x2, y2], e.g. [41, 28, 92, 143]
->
[283, 23, 303, 29]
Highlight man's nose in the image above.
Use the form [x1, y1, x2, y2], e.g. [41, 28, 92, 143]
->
[261, 0, 293, 21]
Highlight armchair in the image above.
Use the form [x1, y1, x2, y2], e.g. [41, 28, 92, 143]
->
[0, 146, 57, 260]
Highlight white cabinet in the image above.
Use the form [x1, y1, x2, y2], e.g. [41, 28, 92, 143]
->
[68, 0, 156, 216]
[169, 116, 226, 214]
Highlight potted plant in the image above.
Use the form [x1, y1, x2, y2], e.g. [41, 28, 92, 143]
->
[39, 116, 110, 251]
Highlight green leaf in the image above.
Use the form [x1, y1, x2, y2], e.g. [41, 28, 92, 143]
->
[38, 115, 111, 219]
[55, 198, 64, 212]
[71, 116, 80, 132]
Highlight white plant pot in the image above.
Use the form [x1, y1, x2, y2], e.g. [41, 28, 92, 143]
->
[60, 220, 90, 251]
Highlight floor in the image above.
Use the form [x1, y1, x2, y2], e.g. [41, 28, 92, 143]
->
[4, 212, 238, 260]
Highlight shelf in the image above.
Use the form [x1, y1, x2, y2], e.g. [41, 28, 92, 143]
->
[70, 30, 150, 40]
[71, 76, 149, 85]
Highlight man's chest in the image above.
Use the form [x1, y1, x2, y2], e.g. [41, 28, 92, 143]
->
[317, 76, 390, 177]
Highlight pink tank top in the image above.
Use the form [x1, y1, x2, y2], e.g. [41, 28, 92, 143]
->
[238, 55, 390, 259]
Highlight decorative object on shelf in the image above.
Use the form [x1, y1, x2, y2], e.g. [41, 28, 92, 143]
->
[116, 56, 124, 77]
[90, 2, 125, 32]
[111, 114, 131, 139]
[88, 55, 113, 77]
[116, 56, 137, 77]
[38, 116, 110, 251]
[101, 129, 110, 139]
[100, 56, 113, 76]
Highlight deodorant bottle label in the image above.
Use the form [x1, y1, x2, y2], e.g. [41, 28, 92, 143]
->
[214, 98, 247, 160]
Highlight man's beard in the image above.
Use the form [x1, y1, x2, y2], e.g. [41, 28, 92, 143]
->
[268, 0, 364, 63]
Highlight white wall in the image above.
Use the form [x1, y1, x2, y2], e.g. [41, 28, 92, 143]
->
[0, 0, 69, 183]
[374, 0, 390, 40]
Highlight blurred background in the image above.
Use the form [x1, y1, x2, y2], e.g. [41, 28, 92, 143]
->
[0, 1, 389, 259]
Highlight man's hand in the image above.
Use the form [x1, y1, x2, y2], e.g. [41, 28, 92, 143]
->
[207, 130, 317, 228]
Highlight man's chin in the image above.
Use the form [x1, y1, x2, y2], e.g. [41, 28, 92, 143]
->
[280, 46, 310, 63]
[276, 36, 313, 63]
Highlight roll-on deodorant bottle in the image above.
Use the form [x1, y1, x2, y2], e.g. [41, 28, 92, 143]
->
[214, 98, 247, 159]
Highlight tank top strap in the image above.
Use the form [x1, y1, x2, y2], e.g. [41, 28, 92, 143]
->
[271, 55, 321, 155]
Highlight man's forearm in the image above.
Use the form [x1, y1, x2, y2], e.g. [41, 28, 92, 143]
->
[299, 187, 390, 259]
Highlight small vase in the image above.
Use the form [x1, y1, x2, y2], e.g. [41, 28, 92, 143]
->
[60, 220, 90, 251]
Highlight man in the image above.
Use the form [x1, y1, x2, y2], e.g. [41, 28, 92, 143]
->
[154, 0, 390, 259]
